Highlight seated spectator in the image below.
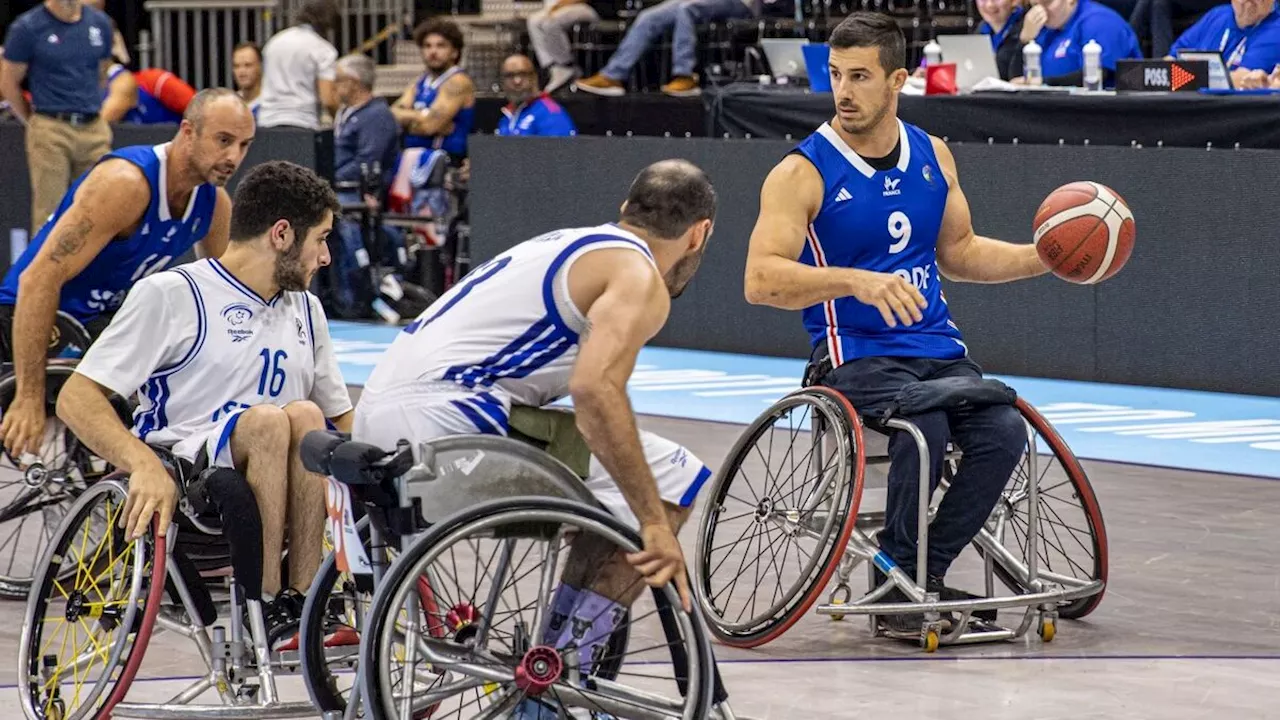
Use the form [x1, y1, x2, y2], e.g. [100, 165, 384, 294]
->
[102, 64, 196, 124]
[977, 0, 1028, 80]
[1129, 0, 1221, 58]
[497, 54, 577, 136]
[575, 0, 759, 96]
[233, 42, 264, 117]
[528, 0, 600, 93]
[1011, 0, 1142, 85]
[392, 18, 475, 162]
[1168, 0, 1280, 88]
[257, 0, 340, 130]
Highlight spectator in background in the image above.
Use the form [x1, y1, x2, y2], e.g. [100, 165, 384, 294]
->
[527, 0, 599, 93]
[102, 64, 196, 124]
[257, 0, 340, 130]
[233, 42, 263, 117]
[1010, 0, 1141, 85]
[575, 0, 758, 96]
[2, 0, 116, 234]
[1168, 0, 1280, 87]
[496, 54, 576, 136]
[977, 0, 1028, 80]
[392, 18, 475, 162]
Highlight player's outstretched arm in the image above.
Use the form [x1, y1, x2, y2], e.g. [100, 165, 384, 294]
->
[2, 160, 151, 457]
[744, 155, 926, 327]
[932, 137, 1049, 284]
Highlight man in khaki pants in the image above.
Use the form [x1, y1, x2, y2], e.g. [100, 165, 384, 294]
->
[1, 0, 115, 234]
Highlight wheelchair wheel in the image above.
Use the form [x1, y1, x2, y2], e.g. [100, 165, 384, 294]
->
[359, 497, 712, 720]
[0, 364, 131, 599]
[17, 478, 167, 720]
[985, 399, 1108, 619]
[694, 386, 865, 648]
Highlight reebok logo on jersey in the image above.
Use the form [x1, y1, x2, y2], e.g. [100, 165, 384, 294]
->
[222, 303, 255, 342]
[883, 176, 902, 197]
[835, 187, 853, 202]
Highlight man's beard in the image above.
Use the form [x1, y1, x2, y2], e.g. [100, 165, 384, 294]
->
[273, 241, 310, 291]
[837, 89, 893, 135]
[664, 249, 705, 299]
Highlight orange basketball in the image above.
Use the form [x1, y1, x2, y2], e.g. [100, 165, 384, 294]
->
[1033, 181, 1136, 284]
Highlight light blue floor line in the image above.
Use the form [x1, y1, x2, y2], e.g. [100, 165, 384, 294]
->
[330, 321, 1280, 480]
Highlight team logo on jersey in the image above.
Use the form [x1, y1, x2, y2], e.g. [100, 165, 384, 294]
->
[89, 26, 104, 47]
[922, 164, 934, 186]
[883, 176, 902, 197]
[295, 317, 307, 344]
[222, 303, 255, 342]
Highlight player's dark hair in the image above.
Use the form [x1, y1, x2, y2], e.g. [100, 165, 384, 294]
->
[619, 160, 717, 240]
[233, 41, 262, 61]
[828, 12, 907, 74]
[413, 17, 465, 54]
[296, 0, 339, 35]
[228, 161, 340, 244]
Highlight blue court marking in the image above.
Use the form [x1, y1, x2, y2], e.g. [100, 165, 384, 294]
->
[330, 321, 1280, 480]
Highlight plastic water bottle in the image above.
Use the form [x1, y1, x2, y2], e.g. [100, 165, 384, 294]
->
[1023, 40, 1042, 86]
[924, 39, 942, 66]
[1083, 39, 1103, 91]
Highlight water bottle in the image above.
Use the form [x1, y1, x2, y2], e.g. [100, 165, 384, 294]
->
[924, 39, 942, 66]
[1022, 40, 1042, 86]
[1083, 39, 1102, 91]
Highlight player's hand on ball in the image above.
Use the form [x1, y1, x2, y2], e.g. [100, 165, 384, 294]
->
[849, 269, 927, 328]
[121, 460, 177, 541]
[1, 395, 47, 459]
[627, 523, 692, 612]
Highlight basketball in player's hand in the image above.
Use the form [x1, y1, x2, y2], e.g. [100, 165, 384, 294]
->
[1033, 181, 1135, 284]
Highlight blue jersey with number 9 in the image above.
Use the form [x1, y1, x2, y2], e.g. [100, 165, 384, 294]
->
[0, 143, 218, 322]
[792, 119, 966, 366]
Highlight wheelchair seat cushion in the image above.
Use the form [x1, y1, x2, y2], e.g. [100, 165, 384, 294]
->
[881, 376, 1017, 421]
[508, 405, 591, 479]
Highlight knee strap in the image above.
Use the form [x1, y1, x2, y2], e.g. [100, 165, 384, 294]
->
[882, 376, 1016, 421]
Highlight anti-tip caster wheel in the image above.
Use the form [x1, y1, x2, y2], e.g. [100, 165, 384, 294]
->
[1039, 617, 1056, 643]
[922, 629, 939, 653]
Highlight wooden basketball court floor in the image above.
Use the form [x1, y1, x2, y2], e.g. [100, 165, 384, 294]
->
[2, 413, 1278, 720]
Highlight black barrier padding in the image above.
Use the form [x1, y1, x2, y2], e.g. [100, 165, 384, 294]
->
[471, 134, 1280, 396]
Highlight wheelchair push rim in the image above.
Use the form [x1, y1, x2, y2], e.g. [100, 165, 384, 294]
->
[360, 497, 712, 720]
[18, 478, 167, 720]
[694, 386, 865, 648]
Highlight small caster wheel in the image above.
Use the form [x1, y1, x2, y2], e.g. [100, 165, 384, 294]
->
[1039, 618, 1056, 642]
[829, 599, 846, 621]
[828, 584, 852, 621]
[922, 630, 939, 653]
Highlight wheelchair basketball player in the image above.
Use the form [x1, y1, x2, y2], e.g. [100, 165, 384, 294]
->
[56, 161, 353, 648]
[354, 159, 716, 717]
[745, 13, 1053, 637]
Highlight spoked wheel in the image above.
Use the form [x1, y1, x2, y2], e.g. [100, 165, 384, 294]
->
[17, 479, 167, 720]
[694, 387, 864, 648]
[983, 398, 1108, 619]
[0, 365, 131, 599]
[360, 497, 711, 720]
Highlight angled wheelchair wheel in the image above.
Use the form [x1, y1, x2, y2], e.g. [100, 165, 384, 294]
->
[694, 386, 865, 648]
[984, 399, 1109, 620]
[17, 478, 167, 720]
[0, 364, 132, 600]
[359, 497, 712, 720]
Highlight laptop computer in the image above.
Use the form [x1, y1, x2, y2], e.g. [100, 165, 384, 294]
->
[936, 34, 1002, 91]
[760, 38, 810, 82]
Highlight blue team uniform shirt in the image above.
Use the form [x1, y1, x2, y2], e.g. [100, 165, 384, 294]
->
[106, 65, 183, 124]
[792, 120, 967, 365]
[497, 94, 576, 137]
[1035, 0, 1142, 79]
[2, 4, 114, 115]
[1170, 4, 1280, 70]
[980, 6, 1026, 51]
[403, 66, 474, 156]
[0, 144, 218, 321]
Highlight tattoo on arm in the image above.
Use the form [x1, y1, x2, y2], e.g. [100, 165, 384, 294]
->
[48, 217, 95, 264]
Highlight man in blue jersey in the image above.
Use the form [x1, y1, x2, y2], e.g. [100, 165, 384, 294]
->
[496, 54, 578, 137]
[745, 13, 1052, 638]
[391, 18, 476, 162]
[0, 88, 254, 458]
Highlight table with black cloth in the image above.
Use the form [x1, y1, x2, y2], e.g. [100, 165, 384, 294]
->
[705, 84, 1280, 148]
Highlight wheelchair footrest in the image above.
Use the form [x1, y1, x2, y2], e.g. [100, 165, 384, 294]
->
[112, 701, 320, 719]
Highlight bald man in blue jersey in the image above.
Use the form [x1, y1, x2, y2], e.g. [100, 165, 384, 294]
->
[746, 14, 1057, 638]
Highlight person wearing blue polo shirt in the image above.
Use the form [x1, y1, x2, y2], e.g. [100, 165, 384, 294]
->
[496, 54, 577, 137]
[1016, 0, 1142, 85]
[1170, 0, 1280, 88]
[978, 0, 1028, 79]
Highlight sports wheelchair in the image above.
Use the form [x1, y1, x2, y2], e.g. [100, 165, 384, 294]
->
[0, 311, 131, 599]
[692, 379, 1108, 652]
[18, 430, 746, 720]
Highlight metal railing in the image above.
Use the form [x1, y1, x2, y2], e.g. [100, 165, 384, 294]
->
[140, 0, 412, 91]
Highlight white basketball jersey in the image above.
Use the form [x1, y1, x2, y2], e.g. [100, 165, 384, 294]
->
[75, 258, 351, 458]
[362, 224, 657, 408]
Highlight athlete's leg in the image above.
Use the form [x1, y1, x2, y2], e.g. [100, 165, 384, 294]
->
[229, 404, 292, 597]
[282, 400, 329, 593]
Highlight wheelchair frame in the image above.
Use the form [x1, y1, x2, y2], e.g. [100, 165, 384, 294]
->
[695, 386, 1107, 651]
